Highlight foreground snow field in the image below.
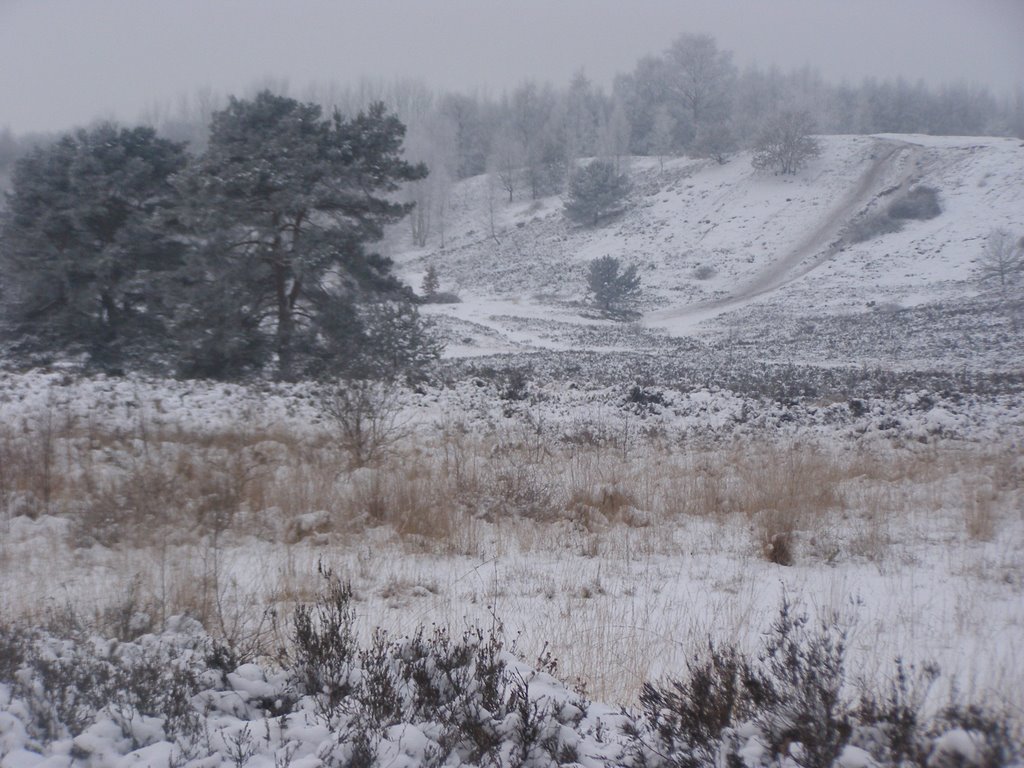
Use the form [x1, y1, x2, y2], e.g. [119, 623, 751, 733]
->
[1, 134, 1022, 765]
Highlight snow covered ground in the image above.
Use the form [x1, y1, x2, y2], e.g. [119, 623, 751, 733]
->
[398, 134, 1024, 372]
[1, 134, 1022, 765]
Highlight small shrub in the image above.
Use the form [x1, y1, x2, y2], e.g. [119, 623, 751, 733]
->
[498, 366, 531, 402]
[288, 564, 358, 719]
[624, 384, 670, 415]
[587, 255, 641, 315]
[750, 599, 852, 768]
[1, 613, 203, 745]
[320, 379, 409, 468]
[421, 290, 461, 304]
[930, 701, 1021, 768]
[854, 659, 940, 766]
[692, 264, 716, 280]
[846, 211, 904, 243]
[421, 265, 440, 298]
[887, 185, 941, 220]
[637, 597, 852, 768]
[639, 640, 748, 768]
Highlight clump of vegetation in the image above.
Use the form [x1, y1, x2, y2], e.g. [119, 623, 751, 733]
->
[692, 264, 716, 280]
[887, 185, 941, 220]
[846, 211, 905, 243]
[623, 384, 671, 415]
[751, 110, 821, 175]
[846, 185, 942, 244]
[587, 255, 641, 316]
[420, 264, 461, 304]
[635, 598, 1020, 768]
[0, 589, 1019, 766]
[564, 159, 631, 226]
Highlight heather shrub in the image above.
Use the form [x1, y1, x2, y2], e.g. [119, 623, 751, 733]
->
[887, 185, 941, 220]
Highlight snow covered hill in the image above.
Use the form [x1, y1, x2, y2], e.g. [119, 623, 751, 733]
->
[2, 136, 1023, 767]
[392, 134, 1024, 372]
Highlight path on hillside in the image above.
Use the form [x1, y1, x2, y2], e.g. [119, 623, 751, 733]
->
[646, 137, 923, 330]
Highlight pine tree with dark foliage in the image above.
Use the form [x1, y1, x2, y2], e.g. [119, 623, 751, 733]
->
[0, 124, 187, 369]
[564, 160, 631, 227]
[586, 255, 641, 314]
[173, 92, 429, 380]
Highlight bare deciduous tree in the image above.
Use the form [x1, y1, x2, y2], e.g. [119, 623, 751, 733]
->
[751, 110, 821, 175]
[663, 34, 736, 149]
[977, 228, 1024, 301]
[488, 124, 524, 203]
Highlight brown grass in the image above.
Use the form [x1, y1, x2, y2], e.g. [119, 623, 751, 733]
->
[0, 400, 1020, 574]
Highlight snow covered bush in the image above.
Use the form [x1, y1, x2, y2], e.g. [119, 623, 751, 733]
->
[887, 185, 941, 221]
[750, 110, 821, 175]
[634, 598, 1022, 768]
[845, 210, 904, 243]
[0, 592, 1020, 767]
[587, 255, 641, 315]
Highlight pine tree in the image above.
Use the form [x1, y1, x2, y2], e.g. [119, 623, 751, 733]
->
[564, 160, 631, 227]
[174, 92, 428, 379]
[421, 265, 440, 298]
[0, 123, 187, 368]
[587, 255, 641, 314]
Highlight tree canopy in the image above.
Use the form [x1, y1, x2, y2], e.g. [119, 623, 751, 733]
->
[174, 92, 428, 379]
[0, 123, 187, 366]
[0, 94, 435, 381]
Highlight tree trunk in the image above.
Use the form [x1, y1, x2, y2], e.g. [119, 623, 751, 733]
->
[274, 260, 293, 380]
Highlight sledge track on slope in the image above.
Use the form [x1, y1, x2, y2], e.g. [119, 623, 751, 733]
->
[646, 137, 923, 327]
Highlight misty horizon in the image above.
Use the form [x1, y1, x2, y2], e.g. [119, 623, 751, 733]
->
[2, 0, 1023, 135]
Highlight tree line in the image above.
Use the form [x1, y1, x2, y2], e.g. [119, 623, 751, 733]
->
[305, 35, 1024, 246]
[0, 93, 436, 381]
[5, 34, 1021, 242]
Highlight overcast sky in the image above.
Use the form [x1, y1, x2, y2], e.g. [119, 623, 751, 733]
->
[2, 0, 1022, 134]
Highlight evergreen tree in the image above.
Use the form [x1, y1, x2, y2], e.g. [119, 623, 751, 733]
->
[587, 255, 641, 314]
[174, 92, 428, 379]
[421, 265, 440, 298]
[0, 123, 186, 368]
[564, 160, 631, 227]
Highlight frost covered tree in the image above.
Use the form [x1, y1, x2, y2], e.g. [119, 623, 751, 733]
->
[488, 124, 525, 203]
[174, 92, 429, 379]
[564, 160, 631, 227]
[562, 70, 603, 165]
[509, 81, 565, 199]
[751, 110, 821, 175]
[664, 34, 736, 150]
[977, 228, 1024, 301]
[587, 255, 640, 314]
[404, 111, 456, 248]
[599, 95, 632, 173]
[0, 123, 187, 368]
[649, 105, 676, 171]
[692, 118, 736, 164]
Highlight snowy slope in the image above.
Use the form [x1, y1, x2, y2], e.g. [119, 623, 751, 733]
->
[393, 134, 1024, 371]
